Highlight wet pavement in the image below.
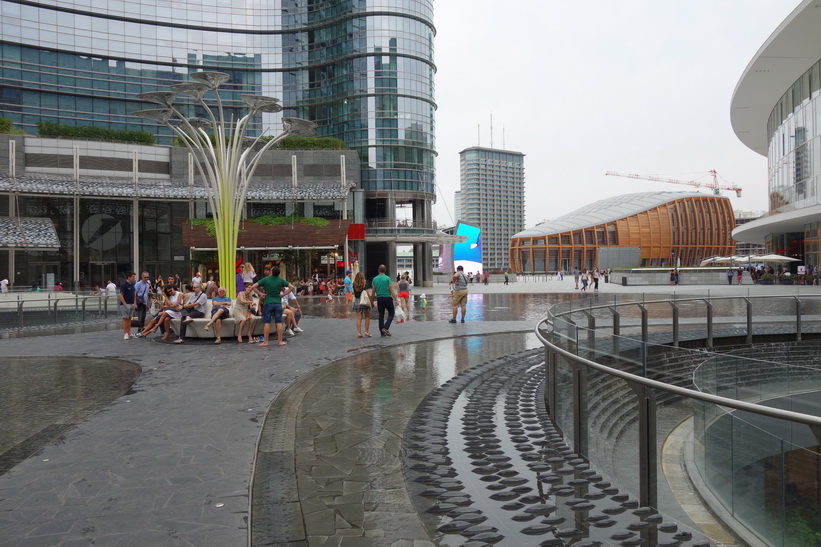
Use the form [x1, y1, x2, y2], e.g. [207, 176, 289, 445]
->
[0, 280, 814, 545]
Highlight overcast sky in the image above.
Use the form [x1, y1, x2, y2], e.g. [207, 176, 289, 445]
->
[430, 1, 798, 229]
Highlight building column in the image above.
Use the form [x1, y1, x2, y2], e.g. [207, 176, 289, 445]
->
[133, 198, 140, 276]
[8, 193, 15, 286]
[73, 196, 80, 291]
[386, 195, 396, 226]
[386, 240, 397, 278]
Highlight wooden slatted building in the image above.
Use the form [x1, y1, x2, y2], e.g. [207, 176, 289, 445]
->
[509, 192, 735, 272]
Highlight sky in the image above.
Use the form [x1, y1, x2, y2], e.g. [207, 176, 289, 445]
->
[430, 1, 798, 229]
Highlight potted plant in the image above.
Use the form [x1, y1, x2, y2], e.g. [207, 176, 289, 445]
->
[759, 273, 776, 285]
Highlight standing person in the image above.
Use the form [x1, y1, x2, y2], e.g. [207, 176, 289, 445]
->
[119, 271, 137, 340]
[397, 273, 411, 321]
[192, 271, 202, 287]
[504, 272, 509, 285]
[106, 279, 117, 295]
[371, 264, 396, 336]
[449, 265, 469, 324]
[205, 275, 218, 299]
[134, 271, 152, 328]
[343, 270, 353, 315]
[580, 269, 589, 292]
[252, 266, 293, 347]
[483, 271, 489, 285]
[241, 263, 256, 286]
[173, 283, 207, 343]
[737, 267, 743, 285]
[236, 268, 245, 294]
[727, 268, 734, 285]
[174, 273, 182, 290]
[0, 278, 8, 293]
[592, 268, 600, 292]
[352, 272, 372, 338]
[573, 267, 580, 289]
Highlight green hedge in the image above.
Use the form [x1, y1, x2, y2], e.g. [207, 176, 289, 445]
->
[36, 121, 155, 144]
[0, 117, 26, 135]
[190, 215, 329, 236]
[173, 134, 347, 150]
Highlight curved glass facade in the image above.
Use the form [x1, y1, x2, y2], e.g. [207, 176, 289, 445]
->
[766, 61, 821, 214]
[0, 0, 436, 195]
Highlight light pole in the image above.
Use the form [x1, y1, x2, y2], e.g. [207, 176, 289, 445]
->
[133, 71, 316, 297]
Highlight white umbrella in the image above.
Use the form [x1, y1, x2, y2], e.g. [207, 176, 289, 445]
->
[699, 256, 735, 266]
[754, 254, 799, 263]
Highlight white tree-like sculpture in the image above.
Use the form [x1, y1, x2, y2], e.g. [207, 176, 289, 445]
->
[134, 71, 316, 297]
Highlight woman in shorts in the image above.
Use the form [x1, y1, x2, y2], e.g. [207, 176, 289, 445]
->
[204, 287, 231, 344]
[352, 272, 372, 338]
[397, 273, 411, 321]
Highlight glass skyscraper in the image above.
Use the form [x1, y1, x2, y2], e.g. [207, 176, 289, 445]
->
[0, 0, 437, 282]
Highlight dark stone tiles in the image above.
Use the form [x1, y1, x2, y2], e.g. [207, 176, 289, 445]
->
[0, 318, 533, 545]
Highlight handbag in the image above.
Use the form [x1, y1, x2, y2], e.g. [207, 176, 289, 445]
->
[360, 290, 371, 307]
[394, 305, 406, 322]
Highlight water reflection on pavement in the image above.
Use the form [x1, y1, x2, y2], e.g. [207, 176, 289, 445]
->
[300, 292, 577, 323]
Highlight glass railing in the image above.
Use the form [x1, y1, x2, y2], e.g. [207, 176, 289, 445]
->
[0, 293, 120, 334]
[538, 293, 821, 546]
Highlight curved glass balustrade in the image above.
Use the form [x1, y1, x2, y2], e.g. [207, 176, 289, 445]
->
[538, 293, 821, 546]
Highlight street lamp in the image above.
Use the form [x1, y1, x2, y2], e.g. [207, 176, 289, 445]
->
[133, 71, 316, 296]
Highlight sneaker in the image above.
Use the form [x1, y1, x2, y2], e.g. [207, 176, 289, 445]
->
[448, 319, 457, 324]
[174, 338, 184, 344]
[384, 329, 391, 337]
[461, 318, 465, 323]
[134, 332, 144, 338]
[293, 326, 304, 333]
[182, 316, 193, 323]
[284, 329, 295, 336]
[124, 333, 130, 340]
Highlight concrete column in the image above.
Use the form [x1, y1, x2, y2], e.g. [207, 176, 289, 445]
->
[386, 240, 397, 277]
[386, 195, 396, 224]
[132, 198, 140, 275]
[73, 196, 80, 291]
[304, 202, 314, 217]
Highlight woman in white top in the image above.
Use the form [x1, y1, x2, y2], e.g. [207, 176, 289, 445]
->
[241, 263, 256, 285]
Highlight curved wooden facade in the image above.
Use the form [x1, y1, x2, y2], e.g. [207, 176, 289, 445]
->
[510, 195, 736, 272]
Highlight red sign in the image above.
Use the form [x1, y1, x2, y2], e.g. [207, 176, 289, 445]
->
[347, 223, 366, 240]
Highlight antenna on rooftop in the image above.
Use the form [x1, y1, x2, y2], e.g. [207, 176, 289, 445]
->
[490, 113, 494, 148]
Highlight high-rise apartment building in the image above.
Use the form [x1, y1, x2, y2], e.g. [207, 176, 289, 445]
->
[0, 0, 437, 283]
[459, 147, 525, 271]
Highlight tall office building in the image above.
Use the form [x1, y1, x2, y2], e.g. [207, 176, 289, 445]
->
[0, 0, 437, 283]
[459, 147, 525, 271]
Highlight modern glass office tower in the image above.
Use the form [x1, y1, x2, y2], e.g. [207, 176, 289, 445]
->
[459, 147, 525, 271]
[0, 0, 437, 283]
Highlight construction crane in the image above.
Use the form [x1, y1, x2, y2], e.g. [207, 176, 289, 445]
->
[605, 169, 742, 197]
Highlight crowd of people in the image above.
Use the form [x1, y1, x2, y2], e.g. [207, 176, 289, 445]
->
[113, 265, 430, 346]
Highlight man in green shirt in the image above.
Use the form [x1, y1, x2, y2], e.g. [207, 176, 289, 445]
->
[251, 266, 293, 347]
[370, 264, 396, 337]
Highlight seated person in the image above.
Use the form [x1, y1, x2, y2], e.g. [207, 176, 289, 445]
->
[233, 284, 258, 343]
[137, 286, 182, 340]
[203, 287, 231, 344]
[174, 283, 207, 344]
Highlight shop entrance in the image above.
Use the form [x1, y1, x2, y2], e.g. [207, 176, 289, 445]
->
[28, 262, 60, 291]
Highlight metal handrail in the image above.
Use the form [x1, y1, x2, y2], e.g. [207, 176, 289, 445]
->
[536, 293, 821, 517]
[534, 318, 821, 433]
